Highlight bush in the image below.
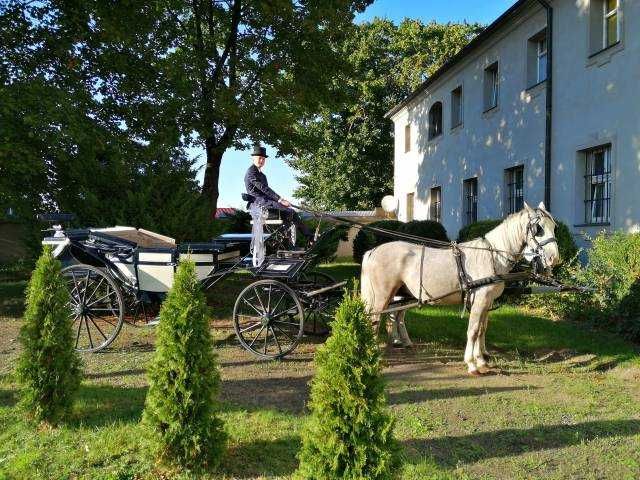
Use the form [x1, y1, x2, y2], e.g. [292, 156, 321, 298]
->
[457, 220, 502, 242]
[352, 220, 402, 264]
[554, 221, 579, 263]
[143, 260, 226, 470]
[16, 246, 82, 424]
[551, 232, 640, 341]
[295, 289, 400, 480]
[398, 220, 449, 243]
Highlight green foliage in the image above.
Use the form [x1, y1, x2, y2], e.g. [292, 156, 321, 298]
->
[16, 246, 82, 424]
[398, 220, 449, 242]
[352, 220, 448, 263]
[143, 260, 226, 470]
[554, 221, 579, 264]
[296, 290, 400, 480]
[290, 19, 482, 209]
[550, 232, 640, 341]
[457, 220, 502, 242]
[352, 220, 403, 264]
[298, 220, 350, 264]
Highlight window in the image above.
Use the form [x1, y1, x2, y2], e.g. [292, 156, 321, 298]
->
[463, 178, 478, 226]
[406, 192, 415, 221]
[590, 0, 620, 54]
[484, 62, 499, 111]
[451, 86, 463, 128]
[584, 146, 612, 224]
[428, 102, 443, 140]
[430, 187, 442, 223]
[527, 30, 547, 87]
[505, 166, 524, 215]
[603, 0, 620, 48]
[404, 124, 411, 153]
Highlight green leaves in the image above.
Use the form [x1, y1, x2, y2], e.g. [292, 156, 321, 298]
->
[143, 260, 226, 471]
[16, 246, 82, 424]
[289, 19, 482, 210]
[296, 290, 400, 480]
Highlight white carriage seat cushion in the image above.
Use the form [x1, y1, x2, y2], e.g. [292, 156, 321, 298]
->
[93, 226, 176, 248]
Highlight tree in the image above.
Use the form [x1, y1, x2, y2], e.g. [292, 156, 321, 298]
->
[296, 289, 399, 480]
[289, 19, 482, 210]
[16, 246, 82, 424]
[143, 259, 226, 470]
[37, 0, 373, 218]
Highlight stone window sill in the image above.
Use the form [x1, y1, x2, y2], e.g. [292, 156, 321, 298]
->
[586, 41, 623, 68]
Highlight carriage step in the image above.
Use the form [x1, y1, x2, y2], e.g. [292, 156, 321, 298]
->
[303, 281, 347, 297]
[277, 249, 306, 258]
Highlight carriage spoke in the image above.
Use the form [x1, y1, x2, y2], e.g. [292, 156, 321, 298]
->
[271, 307, 298, 320]
[81, 270, 91, 304]
[273, 319, 301, 328]
[75, 317, 83, 348]
[263, 328, 270, 354]
[84, 277, 105, 306]
[269, 292, 287, 317]
[84, 315, 94, 349]
[272, 323, 294, 343]
[239, 322, 262, 333]
[86, 290, 115, 308]
[266, 285, 272, 314]
[248, 325, 266, 349]
[242, 297, 264, 316]
[253, 287, 267, 314]
[86, 315, 108, 341]
[270, 326, 283, 355]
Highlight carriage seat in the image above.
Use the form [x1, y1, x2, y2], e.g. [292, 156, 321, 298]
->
[92, 227, 176, 248]
[243, 194, 284, 225]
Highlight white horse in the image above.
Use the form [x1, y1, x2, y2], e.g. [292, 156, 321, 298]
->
[361, 202, 560, 375]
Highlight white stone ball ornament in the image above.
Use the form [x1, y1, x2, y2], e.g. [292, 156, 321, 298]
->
[381, 195, 398, 214]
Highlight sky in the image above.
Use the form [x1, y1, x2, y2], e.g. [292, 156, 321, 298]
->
[197, 0, 517, 208]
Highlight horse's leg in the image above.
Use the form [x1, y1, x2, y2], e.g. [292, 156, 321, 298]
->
[464, 295, 491, 375]
[388, 312, 403, 347]
[474, 309, 490, 374]
[396, 310, 413, 347]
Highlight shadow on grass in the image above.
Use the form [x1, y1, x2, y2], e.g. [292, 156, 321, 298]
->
[71, 383, 147, 428]
[406, 305, 639, 368]
[221, 436, 301, 479]
[85, 369, 146, 380]
[0, 388, 17, 407]
[221, 376, 312, 415]
[387, 385, 537, 406]
[403, 419, 640, 466]
[0, 280, 26, 318]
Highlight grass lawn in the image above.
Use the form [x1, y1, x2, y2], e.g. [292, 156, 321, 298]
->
[1, 262, 639, 479]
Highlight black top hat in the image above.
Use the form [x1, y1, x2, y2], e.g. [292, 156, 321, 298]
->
[251, 145, 268, 158]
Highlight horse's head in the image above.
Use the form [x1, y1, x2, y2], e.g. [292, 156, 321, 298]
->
[522, 202, 560, 272]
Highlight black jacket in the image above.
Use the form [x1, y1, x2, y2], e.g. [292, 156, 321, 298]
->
[244, 164, 280, 204]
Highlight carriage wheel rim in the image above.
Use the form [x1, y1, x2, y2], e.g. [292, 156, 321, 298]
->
[62, 265, 124, 353]
[233, 279, 304, 359]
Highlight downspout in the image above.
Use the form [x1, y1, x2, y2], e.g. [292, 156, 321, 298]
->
[536, 0, 553, 210]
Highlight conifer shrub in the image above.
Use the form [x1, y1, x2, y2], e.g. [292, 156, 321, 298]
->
[143, 259, 226, 470]
[296, 289, 400, 480]
[16, 246, 82, 424]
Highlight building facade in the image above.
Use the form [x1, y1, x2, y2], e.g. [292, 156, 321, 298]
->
[387, 0, 639, 244]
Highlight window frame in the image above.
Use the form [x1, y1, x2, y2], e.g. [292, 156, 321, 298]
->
[428, 102, 443, 140]
[484, 62, 499, 112]
[404, 124, 411, 153]
[603, 0, 620, 49]
[583, 145, 612, 225]
[463, 178, 478, 226]
[406, 192, 415, 222]
[537, 38, 547, 84]
[451, 86, 463, 129]
[430, 186, 442, 223]
[505, 166, 524, 215]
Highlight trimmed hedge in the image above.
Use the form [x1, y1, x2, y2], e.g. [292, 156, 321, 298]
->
[457, 220, 502, 242]
[353, 220, 448, 263]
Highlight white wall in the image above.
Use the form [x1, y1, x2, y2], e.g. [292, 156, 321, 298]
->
[392, 0, 640, 242]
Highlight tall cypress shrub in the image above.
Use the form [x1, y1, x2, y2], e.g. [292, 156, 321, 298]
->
[143, 260, 226, 470]
[296, 290, 400, 480]
[16, 246, 82, 424]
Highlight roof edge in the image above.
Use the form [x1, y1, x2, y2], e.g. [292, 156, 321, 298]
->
[385, 0, 534, 120]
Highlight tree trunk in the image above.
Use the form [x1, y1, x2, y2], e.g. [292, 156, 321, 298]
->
[202, 142, 224, 220]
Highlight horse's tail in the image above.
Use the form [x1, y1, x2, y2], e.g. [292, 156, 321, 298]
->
[360, 249, 376, 308]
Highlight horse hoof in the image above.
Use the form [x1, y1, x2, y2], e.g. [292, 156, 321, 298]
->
[468, 369, 482, 376]
[477, 365, 490, 375]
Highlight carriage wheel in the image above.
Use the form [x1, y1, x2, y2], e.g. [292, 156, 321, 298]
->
[300, 271, 341, 336]
[233, 279, 304, 359]
[62, 264, 124, 353]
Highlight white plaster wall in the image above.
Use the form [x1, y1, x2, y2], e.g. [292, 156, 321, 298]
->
[392, 0, 640, 242]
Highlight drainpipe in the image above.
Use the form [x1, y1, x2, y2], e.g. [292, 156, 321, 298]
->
[536, 0, 553, 210]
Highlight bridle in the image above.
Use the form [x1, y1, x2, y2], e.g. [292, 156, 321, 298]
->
[524, 211, 558, 271]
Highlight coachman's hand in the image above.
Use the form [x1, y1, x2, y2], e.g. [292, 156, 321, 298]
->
[279, 198, 291, 207]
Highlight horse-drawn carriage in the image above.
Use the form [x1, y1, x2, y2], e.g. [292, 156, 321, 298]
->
[40, 212, 345, 359]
